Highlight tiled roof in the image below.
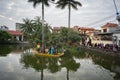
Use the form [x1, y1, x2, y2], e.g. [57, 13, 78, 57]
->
[8, 30, 23, 36]
[102, 23, 118, 28]
[78, 27, 95, 31]
[53, 27, 61, 31]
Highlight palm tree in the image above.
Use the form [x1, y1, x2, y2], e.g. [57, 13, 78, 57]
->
[20, 18, 34, 40]
[28, 0, 50, 52]
[56, 0, 82, 28]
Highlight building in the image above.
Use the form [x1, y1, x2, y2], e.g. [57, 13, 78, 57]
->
[16, 23, 23, 31]
[7, 30, 23, 41]
[73, 26, 96, 39]
[0, 25, 9, 30]
[101, 23, 118, 33]
[93, 23, 119, 45]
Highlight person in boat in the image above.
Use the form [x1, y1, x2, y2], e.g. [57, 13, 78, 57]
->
[36, 43, 40, 51]
[49, 46, 54, 54]
[45, 48, 49, 53]
[54, 45, 58, 54]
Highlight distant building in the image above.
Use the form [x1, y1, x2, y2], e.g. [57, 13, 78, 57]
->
[53, 27, 62, 33]
[93, 22, 119, 45]
[0, 25, 9, 30]
[16, 23, 23, 31]
[101, 23, 118, 33]
[7, 30, 23, 41]
[73, 26, 95, 37]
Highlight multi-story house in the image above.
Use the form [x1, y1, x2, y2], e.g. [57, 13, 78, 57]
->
[16, 23, 23, 31]
[101, 23, 118, 33]
[93, 23, 119, 45]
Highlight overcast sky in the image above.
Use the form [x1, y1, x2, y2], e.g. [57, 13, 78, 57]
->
[0, 0, 120, 30]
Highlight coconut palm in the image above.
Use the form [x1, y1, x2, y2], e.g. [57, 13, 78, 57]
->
[20, 18, 34, 40]
[28, 0, 51, 52]
[56, 0, 82, 28]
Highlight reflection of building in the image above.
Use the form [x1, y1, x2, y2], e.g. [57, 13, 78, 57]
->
[8, 30, 23, 41]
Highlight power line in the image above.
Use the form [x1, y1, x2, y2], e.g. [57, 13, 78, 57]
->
[84, 12, 120, 27]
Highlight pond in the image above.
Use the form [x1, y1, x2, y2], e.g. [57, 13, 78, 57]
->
[0, 45, 120, 80]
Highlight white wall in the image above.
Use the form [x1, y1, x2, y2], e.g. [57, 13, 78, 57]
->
[113, 33, 120, 46]
[109, 27, 117, 32]
[92, 40, 113, 45]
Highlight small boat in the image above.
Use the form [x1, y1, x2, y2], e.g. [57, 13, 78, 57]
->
[32, 49, 64, 57]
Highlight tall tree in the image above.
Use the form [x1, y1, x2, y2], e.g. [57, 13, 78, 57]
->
[20, 18, 34, 41]
[56, 0, 82, 28]
[28, 0, 50, 52]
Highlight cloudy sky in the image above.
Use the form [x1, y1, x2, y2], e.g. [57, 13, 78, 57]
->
[0, 0, 120, 30]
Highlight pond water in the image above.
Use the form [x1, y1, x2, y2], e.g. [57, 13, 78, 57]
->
[0, 45, 120, 80]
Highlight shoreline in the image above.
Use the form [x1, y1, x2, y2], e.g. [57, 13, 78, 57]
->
[82, 46, 120, 58]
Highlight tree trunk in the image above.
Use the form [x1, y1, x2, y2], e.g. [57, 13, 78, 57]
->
[68, 2, 71, 29]
[42, 1, 45, 53]
[67, 69, 69, 80]
[41, 69, 44, 80]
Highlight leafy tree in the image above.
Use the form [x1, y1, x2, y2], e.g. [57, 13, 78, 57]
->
[58, 27, 81, 46]
[68, 29, 81, 46]
[56, 0, 82, 28]
[0, 30, 12, 43]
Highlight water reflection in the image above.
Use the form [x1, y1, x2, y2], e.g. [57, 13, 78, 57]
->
[0, 45, 12, 56]
[20, 51, 80, 80]
[0, 45, 30, 56]
[87, 50, 120, 80]
[0, 45, 120, 80]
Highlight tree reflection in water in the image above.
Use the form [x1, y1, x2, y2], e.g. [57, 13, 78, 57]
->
[20, 51, 80, 80]
[81, 48, 120, 80]
[20, 47, 120, 80]
[0, 45, 12, 56]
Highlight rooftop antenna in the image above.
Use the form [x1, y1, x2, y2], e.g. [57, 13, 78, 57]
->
[113, 0, 120, 25]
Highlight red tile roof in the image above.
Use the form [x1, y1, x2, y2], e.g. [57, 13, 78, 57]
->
[7, 30, 23, 36]
[53, 27, 61, 31]
[102, 23, 118, 28]
[78, 27, 95, 31]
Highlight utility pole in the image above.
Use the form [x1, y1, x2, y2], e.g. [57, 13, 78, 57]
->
[113, 0, 120, 25]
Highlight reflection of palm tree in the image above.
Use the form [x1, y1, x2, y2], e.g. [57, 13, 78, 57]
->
[56, 0, 82, 28]
[60, 54, 80, 80]
[20, 53, 47, 80]
[47, 58, 61, 73]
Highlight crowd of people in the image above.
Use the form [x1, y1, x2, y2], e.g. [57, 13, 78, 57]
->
[93, 43, 119, 52]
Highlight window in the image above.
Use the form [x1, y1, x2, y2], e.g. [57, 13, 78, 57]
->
[103, 29, 107, 32]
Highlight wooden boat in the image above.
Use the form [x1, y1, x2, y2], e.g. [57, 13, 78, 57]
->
[32, 49, 64, 57]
